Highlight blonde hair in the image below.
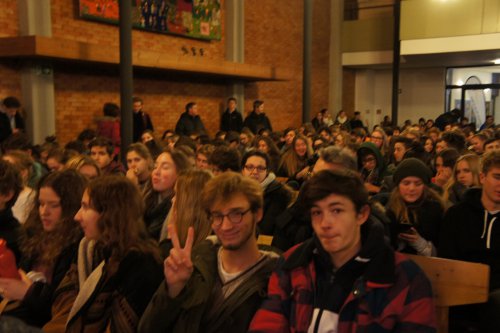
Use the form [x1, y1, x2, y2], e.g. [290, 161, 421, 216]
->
[65, 154, 101, 177]
[442, 154, 481, 202]
[167, 169, 213, 247]
[278, 135, 313, 177]
[388, 186, 444, 225]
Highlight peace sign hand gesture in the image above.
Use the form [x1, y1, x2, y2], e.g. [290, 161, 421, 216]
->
[164, 224, 195, 298]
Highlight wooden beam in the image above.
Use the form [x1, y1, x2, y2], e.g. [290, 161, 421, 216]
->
[0, 36, 289, 82]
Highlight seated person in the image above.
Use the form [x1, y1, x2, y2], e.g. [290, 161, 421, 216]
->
[440, 150, 500, 332]
[249, 169, 437, 332]
[43, 176, 163, 332]
[0, 160, 23, 260]
[241, 150, 293, 236]
[138, 172, 280, 333]
[0, 170, 86, 327]
[89, 137, 125, 175]
[386, 158, 444, 256]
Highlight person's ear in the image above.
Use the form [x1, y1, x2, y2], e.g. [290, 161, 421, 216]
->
[356, 204, 370, 226]
[255, 208, 264, 224]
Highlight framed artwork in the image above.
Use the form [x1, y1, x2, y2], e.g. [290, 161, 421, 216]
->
[79, 0, 221, 40]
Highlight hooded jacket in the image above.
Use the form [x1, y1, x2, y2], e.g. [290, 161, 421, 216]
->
[356, 142, 389, 188]
[439, 188, 500, 290]
[249, 219, 437, 333]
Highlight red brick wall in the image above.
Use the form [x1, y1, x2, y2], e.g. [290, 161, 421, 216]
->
[0, 3, 22, 105]
[0, 1, 333, 144]
[311, 0, 331, 118]
[243, 1, 304, 131]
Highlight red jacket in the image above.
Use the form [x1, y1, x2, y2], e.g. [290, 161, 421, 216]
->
[249, 221, 437, 333]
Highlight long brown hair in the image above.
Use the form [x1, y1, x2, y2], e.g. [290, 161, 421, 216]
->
[278, 134, 313, 177]
[167, 169, 213, 247]
[143, 148, 192, 211]
[87, 176, 160, 262]
[387, 186, 444, 225]
[21, 170, 87, 266]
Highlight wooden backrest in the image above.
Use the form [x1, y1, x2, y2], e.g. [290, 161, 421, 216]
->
[407, 254, 490, 307]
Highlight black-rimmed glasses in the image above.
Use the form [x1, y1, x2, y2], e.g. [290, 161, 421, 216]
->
[210, 208, 252, 228]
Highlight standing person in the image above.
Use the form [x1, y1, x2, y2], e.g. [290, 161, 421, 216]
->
[43, 176, 163, 332]
[0, 97, 25, 143]
[349, 111, 365, 130]
[95, 102, 121, 156]
[243, 100, 273, 134]
[220, 97, 243, 132]
[440, 150, 500, 332]
[133, 96, 154, 143]
[249, 169, 437, 332]
[138, 172, 280, 333]
[175, 102, 207, 136]
[0, 170, 86, 327]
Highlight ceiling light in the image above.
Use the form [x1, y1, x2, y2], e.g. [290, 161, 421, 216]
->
[494, 59, 500, 65]
[457, 80, 464, 86]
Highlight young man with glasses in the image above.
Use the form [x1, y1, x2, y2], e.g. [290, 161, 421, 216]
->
[139, 172, 280, 333]
[249, 170, 436, 333]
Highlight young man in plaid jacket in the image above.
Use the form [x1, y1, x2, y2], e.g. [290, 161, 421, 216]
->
[249, 169, 437, 333]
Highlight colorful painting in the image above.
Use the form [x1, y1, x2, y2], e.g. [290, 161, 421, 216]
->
[79, 0, 221, 40]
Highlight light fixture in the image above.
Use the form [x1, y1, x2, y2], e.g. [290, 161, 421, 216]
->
[457, 80, 464, 86]
[494, 59, 500, 65]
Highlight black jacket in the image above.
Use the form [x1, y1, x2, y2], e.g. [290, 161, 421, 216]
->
[144, 196, 172, 240]
[133, 111, 154, 142]
[6, 242, 80, 327]
[439, 188, 500, 290]
[0, 208, 21, 261]
[0, 112, 25, 143]
[175, 112, 207, 136]
[259, 180, 292, 236]
[386, 197, 443, 254]
[220, 109, 243, 132]
[243, 112, 272, 134]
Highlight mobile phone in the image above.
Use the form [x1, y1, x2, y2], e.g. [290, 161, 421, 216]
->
[394, 223, 414, 234]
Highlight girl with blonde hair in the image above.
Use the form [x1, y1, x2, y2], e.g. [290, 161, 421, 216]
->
[442, 154, 481, 205]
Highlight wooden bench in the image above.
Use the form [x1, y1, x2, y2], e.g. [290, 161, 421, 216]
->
[407, 255, 490, 333]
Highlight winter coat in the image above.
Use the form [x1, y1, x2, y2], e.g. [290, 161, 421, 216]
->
[220, 109, 243, 132]
[43, 238, 163, 333]
[259, 178, 293, 236]
[249, 219, 437, 333]
[5, 242, 80, 327]
[243, 112, 272, 134]
[138, 238, 280, 333]
[175, 112, 207, 136]
[439, 188, 500, 290]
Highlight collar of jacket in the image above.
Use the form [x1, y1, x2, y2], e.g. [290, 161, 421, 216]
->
[281, 218, 396, 286]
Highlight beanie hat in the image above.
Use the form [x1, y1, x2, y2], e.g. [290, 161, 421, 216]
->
[393, 158, 432, 185]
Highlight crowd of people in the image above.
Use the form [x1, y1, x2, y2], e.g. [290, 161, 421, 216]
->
[0, 95, 499, 332]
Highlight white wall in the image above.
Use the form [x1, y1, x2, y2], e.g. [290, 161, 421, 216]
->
[354, 67, 445, 128]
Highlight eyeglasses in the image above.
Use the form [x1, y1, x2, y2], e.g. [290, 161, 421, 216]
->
[362, 157, 376, 164]
[244, 165, 267, 173]
[210, 208, 252, 228]
[370, 136, 383, 141]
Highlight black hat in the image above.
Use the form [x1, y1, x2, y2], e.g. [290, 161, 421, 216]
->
[393, 158, 432, 185]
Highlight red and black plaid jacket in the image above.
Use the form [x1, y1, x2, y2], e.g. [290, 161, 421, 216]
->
[249, 224, 437, 333]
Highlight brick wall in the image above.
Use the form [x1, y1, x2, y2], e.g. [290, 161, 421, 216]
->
[0, 1, 333, 144]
